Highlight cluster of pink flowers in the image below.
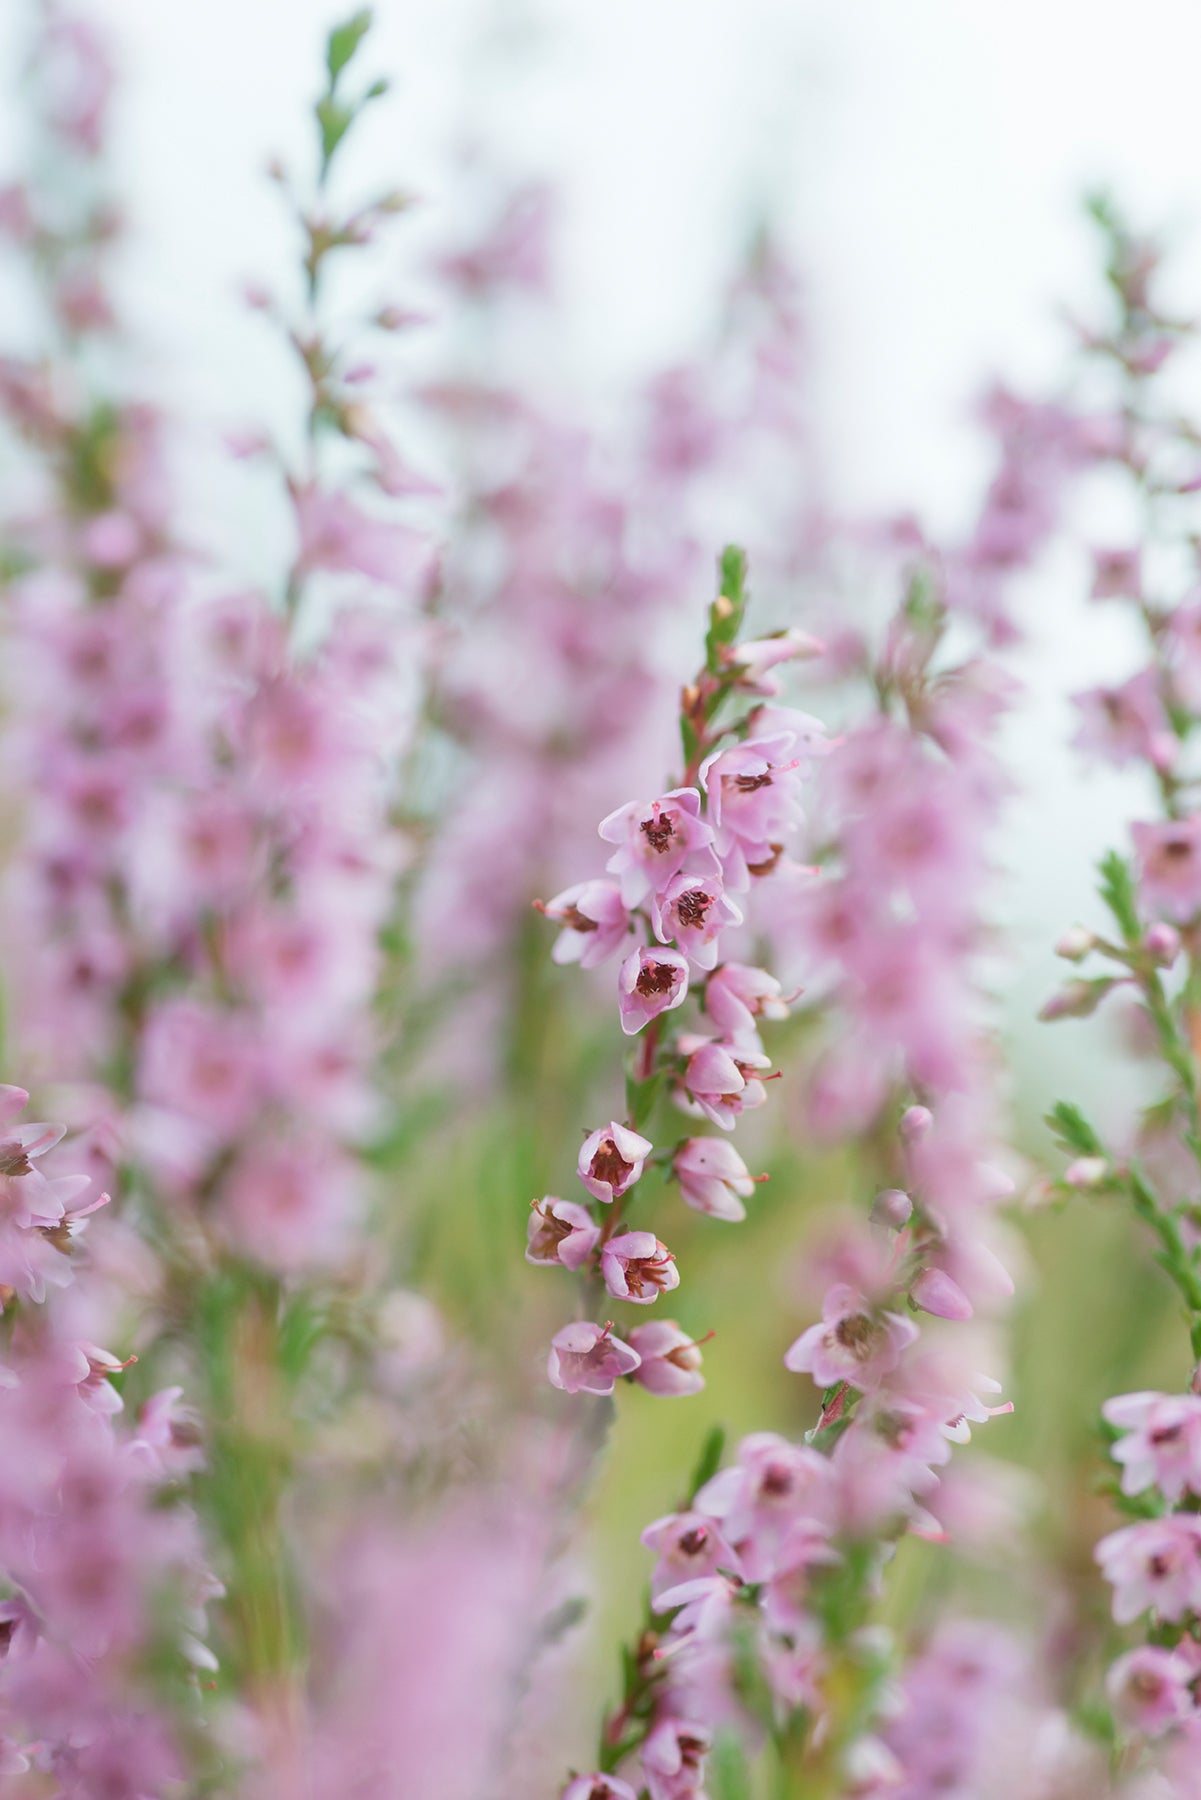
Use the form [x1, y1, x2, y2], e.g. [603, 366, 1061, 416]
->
[534, 556, 825, 1401]
[0, 1084, 217, 1789]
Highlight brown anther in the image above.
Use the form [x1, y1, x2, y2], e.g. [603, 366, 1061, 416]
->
[678, 1526, 709, 1556]
[635, 961, 678, 998]
[746, 844, 784, 878]
[674, 889, 712, 929]
[733, 771, 773, 793]
[833, 1312, 881, 1360]
[0, 1143, 33, 1179]
[590, 1141, 633, 1188]
[559, 904, 598, 933]
[640, 813, 676, 853]
[528, 1203, 576, 1260]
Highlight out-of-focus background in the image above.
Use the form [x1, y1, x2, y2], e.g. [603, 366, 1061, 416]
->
[4, 0, 1199, 1128]
[4, 3, 1201, 1774]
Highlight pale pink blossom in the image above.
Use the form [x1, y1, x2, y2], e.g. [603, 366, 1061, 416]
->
[546, 1321, 641, 1396]
[1107, 1645, 1196, 1737]
[562, 1777, 638, 1800]
[599, 788, 716, 907]
[577, 1123, 653, 1204]
[641, 1511, 742, 1600]
[784, 1283, 919, 1392]
[1103, 1391, 1201, 1502]
[673, 1137, 757, 1222]
[600, 1231, 679, 1304]
[677, 1036, 770, 1130]
[618, 946, 690, 1034]
[1132, 817, 1201, 922]
[627, 1320, 707, 1397]
[542, 879, 631, 968]
[1096, 1515, 1201, 1623]
[642, 1716, 711, 1800]
[651, 871, 742, 970]
[703, 961, 794, 1043]
[525, 1197, 601, 1272]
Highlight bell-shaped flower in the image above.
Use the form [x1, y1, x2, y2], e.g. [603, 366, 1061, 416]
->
[577, 1123, 653, 1204]
[673, 1137, 758, 1222]
[598, 787, 716, 906]
[600, 1231, 679, 1304]
[784, 1284, 918, 1393]
[618, 947, 689, 1035]
[628, 1320, 707, 1398]
[526, 1196, 600, 1272]
[541, 879, 631, 969]
[651, 872, 741, 971]
[547, 1321, 641, 1396]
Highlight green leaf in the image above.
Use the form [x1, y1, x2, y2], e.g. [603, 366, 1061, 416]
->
[685, 1423, 726, 1503]
[704, 544, 749, 674]
[1098, 849, 1141, 944]
[317, 96, 355, 170]
[326, 9, 373, 85]
[1045, 1099, 1105, 1159]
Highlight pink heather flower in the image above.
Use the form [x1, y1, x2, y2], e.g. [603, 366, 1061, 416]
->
[598, 787, 717, 907]
[1096, 1515, 1201, 1624]
[1090, 546, 1141, 600]
[1145, 922, 1182, 966]
[1132, 817, 1201, 921]
[1103, 1391, 1201, 1502]
[546, 1321, 641, 1396]
[650, 871, 742, 971]
[577, 1123, 653, 1204]
[1107, 1645, 1196, 1738]
[726, 631, 825, 694]
[627, 1320, 707, 1396]
[294, 485, 425, 584]
[673, 1137, 757, 1222]
[601, 1231, 679, 1304]
[704, 961, 794, 1043]
[677, 1036, 770, 1130]
[562, 1778, 639, 1800]
[784, 1284, 919, 1392]
[1073, 669, 1176, 771]
[618, 946, 690, 1035]
[525, 1196, 600, 1272]
[699, 734, 804, 889]
[542, 879, 631, 968]
[642, 1716, 712, 1800]
[695, 1433, 833, 1578]
[910, 1266, 974, 1322]
[641, 1511, 743, 1599]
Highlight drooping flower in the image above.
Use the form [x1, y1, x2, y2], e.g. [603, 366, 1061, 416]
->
[546, 1322, 641, 1396]
[525, 1197, 601, 1272]
[673, 1137, 758, 1222]
[627, 1320, 707, 1397]
[600, 1231, 679, 1304]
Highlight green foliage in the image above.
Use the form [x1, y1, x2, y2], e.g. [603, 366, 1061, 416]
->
[704, 543, 749, 675]
[1098, 850, 1140, 945]
[325, 9, 373, 86]
[685, 1423, 726, 1503]
[1045, 1099, 1105, 1159]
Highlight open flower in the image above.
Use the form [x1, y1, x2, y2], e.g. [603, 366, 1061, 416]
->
[784, 1284, 918, 1392]
[1096, 1515, 1201, 1624]
[541, 879, 631, 968]
[599, 787, 717, 906]
[618, 947, 690, 1035]
[547, 1321, 641, 1396]
[577, 1123, 653, 1204]
[673, 1137, 758, 1221]
[525, 1197, 600, 1272]
[1103, 1390, 1201, 1502]
[628, 1320, 707, 1397]
[600, 1231, 679, 1304]
[650, 871, 741, 970]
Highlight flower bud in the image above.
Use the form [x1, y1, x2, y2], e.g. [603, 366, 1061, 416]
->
[1054, 926, 1096, 962]
[871, 1187, 913, 1229]
[1063, 1156, 1109, 1189]
[1144, 922, 1181, 967]
[1038, 977, 1118, 1022]
[899, 1105, 933, 1143]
